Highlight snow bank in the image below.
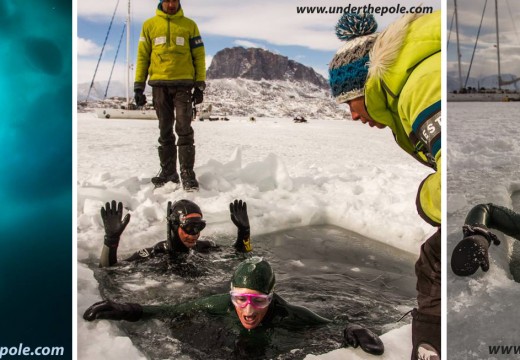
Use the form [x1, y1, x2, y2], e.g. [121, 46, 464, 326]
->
[448, 102, 520, 359]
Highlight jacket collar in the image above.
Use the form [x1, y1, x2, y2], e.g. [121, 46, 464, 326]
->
[367, 13, 420, 83]
[156, 7, 185, 19]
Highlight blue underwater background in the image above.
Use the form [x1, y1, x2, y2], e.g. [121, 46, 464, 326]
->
[0, 0, 71, 355]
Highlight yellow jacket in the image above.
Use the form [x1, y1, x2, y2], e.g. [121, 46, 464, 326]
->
[134, 7, 206, 90]
[365, 11, 441, 226]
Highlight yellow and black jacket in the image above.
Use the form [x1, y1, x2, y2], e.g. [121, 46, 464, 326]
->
[134, 7, 206, 91]
[365, 11, 441, 226]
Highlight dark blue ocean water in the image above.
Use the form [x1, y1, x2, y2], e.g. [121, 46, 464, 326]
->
[0, 0, 71, 355]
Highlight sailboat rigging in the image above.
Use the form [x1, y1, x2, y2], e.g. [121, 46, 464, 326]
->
[448, 0, 520, 101]
[93, 0, 157, 119]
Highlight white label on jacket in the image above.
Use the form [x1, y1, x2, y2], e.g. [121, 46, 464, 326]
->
[176, 36, 185, 46]
[139, 36, 146, 42]
[154, 36, 166, 45]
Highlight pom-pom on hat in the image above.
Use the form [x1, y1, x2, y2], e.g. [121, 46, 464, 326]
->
[329, 13, 379, 103]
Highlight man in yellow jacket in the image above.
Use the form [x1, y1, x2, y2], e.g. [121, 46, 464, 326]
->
[134, 0, 206, 191]
[329, 11, 441, 360]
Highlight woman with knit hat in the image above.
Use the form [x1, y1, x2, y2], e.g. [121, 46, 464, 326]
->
[329, 11, 441, 360]
[83, 257, 385, 356]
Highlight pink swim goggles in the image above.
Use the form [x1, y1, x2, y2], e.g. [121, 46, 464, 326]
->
[229, 291, 273, 309]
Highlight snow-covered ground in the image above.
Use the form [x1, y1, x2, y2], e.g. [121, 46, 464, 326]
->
[447, 102, 520, 359]
[77, 111, 434, 359]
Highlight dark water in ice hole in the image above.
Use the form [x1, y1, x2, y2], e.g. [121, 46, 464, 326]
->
[89, 225, 417, 359]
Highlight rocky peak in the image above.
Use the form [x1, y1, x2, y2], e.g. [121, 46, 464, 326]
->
[207, 47, 328, 89]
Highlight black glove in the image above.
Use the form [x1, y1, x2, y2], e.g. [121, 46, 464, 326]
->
[451, 235, 492, 276]
[344, 324, 384, 355]
[101, 200, 131, 247]
[192, 87, 204, 105]
[451, 224, 500, 276]
[230, 199, 251, 252]
[83, 300, 142, 322]
[134, 89, 147, 107]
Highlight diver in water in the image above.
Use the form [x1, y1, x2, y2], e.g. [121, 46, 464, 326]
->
[84, 257, 385, 356]
[99, 199, 252, 267]
[451, 203, 520, 276]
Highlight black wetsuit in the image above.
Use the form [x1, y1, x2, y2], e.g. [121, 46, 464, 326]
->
[124, 239, 218, 262]
[141, 292, 331, 328]
[465, 203, 520, 239]
[100, 231, 250, 268]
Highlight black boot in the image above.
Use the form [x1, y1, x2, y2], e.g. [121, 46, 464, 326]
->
[178, 145, 199, 191]
[152, 145, 180, 188]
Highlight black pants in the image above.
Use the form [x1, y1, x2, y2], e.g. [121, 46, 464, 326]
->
[152, 86, 194, 147]
[412, 228, 441, 359]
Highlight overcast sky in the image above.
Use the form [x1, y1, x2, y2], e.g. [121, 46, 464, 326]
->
[447, 0, 520, 82]
[77, 0, 440, 90]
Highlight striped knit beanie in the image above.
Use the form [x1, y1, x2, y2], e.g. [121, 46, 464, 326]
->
[329, 13, 378, 103]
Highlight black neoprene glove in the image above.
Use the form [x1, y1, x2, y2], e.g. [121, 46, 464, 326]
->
[192, 87, 204, 105]
[134, 89, 147, 107]
[451, 224, 500, 276]
[230, 199, 252, 253]
[83, 300, 142, 322]
[101, 200, 131, 248]
[344, 324, 384, 355]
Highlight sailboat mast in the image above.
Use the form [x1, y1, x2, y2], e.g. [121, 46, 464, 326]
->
[126, 0, 131, 107]
[495, 0, 502, 90]
[454, 0, 463, 92]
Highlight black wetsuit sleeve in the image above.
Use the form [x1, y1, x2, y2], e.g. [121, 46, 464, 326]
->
[268, 295, 331, 328]
[285, 304, 331, 327]
[234, 232, 253, 254]
[123, 241, 168, 262]
[99, 241, 118, 268]
[465, 204, 520, 240]
[141, 294, 232, 320]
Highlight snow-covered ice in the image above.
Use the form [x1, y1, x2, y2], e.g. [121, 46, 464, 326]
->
[447, 102, 520, 359]
[77, 112, 435, 359]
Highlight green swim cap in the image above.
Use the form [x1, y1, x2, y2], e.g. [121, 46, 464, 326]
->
[231, 257, 275, 294]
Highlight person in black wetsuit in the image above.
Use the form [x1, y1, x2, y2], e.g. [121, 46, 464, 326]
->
[84, 257, 385, 356]
[99, 199, 252, 267]
[451, 203, 520, 276]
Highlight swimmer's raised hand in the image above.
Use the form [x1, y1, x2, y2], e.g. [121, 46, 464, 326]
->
[230, 199, 252, 253]
[101, 200, 131, 248]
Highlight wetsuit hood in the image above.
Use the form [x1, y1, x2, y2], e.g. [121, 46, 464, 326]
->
[231, 257, 276, 294]
[167, 199, 203, 253]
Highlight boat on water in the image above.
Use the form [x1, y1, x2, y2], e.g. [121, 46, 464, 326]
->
[448, 92, 520, 102]
[449, 0, 520, 102]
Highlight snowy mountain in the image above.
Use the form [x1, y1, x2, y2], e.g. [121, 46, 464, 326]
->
[77, 47, 344, 119]
[208, 47, 328, 89]
[203, 78, 344, 119]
